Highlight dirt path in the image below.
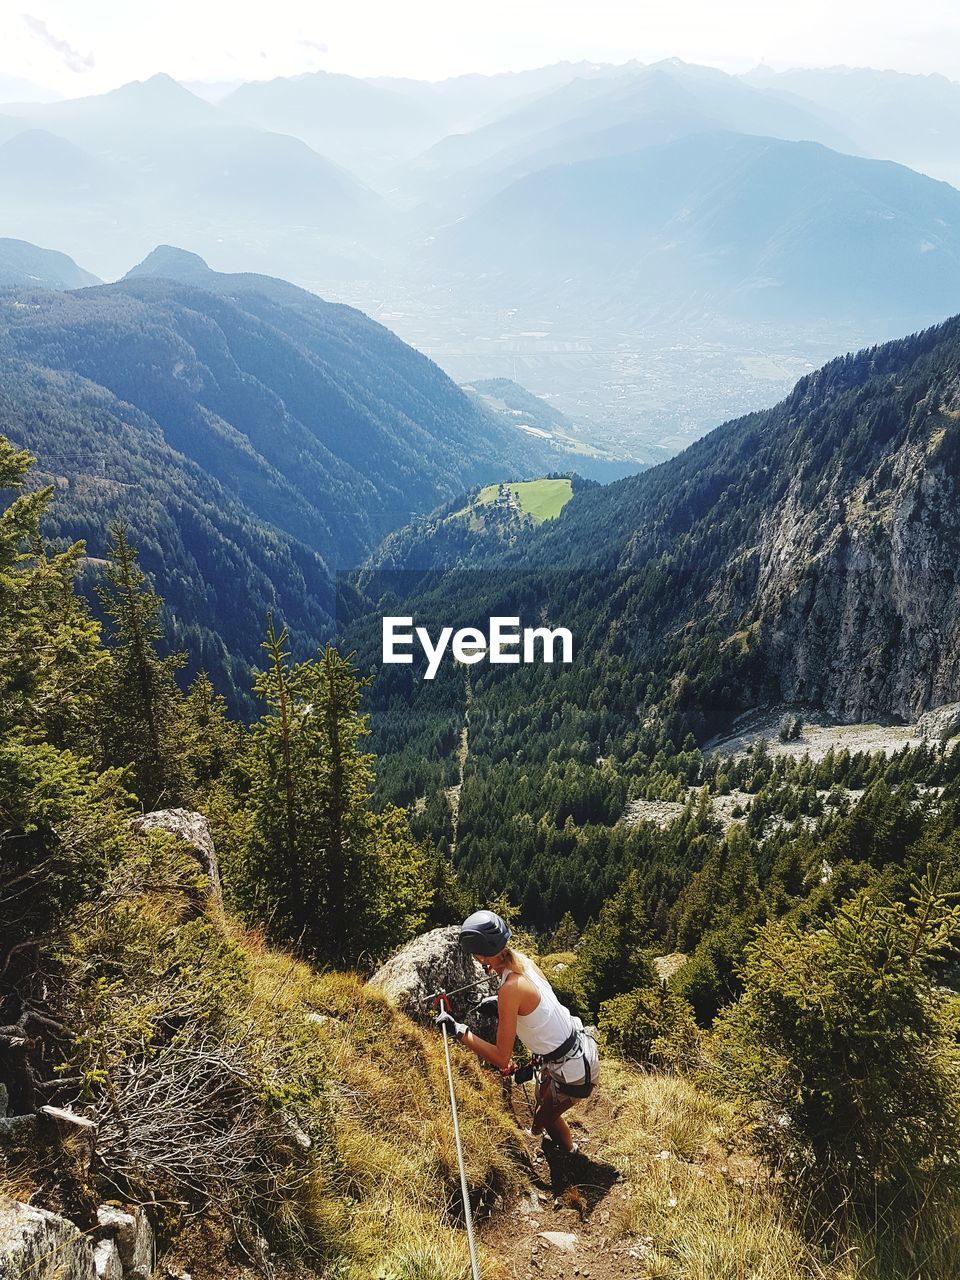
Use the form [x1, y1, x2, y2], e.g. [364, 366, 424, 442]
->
[446, 670, 473, 854]
[482, 1088, 643, 1280]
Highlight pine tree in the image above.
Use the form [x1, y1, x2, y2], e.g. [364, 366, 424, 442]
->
[243, 624, 429, 964]
[0, 438, 103, 746]
[577, 871, 654, 1015]
[0, 438, 130, 981]
[183, 672, 244, 792]
[96, 520, 192, 809]
[547, 911, 580, 953]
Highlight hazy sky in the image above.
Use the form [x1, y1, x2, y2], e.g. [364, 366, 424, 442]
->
[5, 0, 960, 95]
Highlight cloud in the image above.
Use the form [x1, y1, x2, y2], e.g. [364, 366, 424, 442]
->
[22, 13, 95, 73]
[299, 38, 329, 55]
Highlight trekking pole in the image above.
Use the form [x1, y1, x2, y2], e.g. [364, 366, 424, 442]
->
[438, 995, 481, 1280]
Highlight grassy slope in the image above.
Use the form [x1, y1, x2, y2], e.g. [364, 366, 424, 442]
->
[2, 832, 905, 1280]
[476, 478, 574, 522]
[223, 932, 524, 1280]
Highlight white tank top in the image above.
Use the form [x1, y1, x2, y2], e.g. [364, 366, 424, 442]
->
[509, 965, 575, 1055]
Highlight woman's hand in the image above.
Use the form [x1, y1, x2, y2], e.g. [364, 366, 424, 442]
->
[435, 1010, 467, 1040]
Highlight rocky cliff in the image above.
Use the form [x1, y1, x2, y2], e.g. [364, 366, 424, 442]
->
[753, 403, 960, 721]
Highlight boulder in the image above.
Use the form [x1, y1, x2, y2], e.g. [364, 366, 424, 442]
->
[917, 702, 960, 744]
[0, 1196, 97, 1280]
[368, 926, 496, 1020]
[0, 1113, 38, 1142]
[93, 1238, 123, 1280]
[130, 809, 223, 911]
[96, 1204, 154, 1280]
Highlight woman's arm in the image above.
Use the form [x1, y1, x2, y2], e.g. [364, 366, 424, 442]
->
[460, 975, 520, 1072]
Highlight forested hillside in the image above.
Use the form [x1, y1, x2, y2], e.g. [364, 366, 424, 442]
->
[6, 425, 960, 1279]
[344, 314, 960, 946]
[0, 247, 576, 711]
[0, 236, 100, 288]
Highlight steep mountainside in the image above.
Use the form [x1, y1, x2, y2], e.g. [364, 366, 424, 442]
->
[358, 314, 960, 730]
[0, 248, 570, 710]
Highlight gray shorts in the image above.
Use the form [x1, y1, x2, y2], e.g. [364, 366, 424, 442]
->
[538, 1023, 600, 1103]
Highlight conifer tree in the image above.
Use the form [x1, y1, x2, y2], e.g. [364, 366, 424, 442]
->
[183, 672, 243, 791]
[547, 911, 580, 953]
[96, 519, 192, 809]
[577, 871, 654, 1015]
[0, 438, 129, 975]
[243, 622, 429, 964]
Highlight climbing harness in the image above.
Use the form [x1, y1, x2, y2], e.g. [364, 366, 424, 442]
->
[435, 992, 481, 1280]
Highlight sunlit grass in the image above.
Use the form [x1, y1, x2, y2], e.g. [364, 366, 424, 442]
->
[232, 924, 524, 1278]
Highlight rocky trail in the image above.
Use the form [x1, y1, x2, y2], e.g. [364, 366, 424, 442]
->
[482, 1087, 642, 1280]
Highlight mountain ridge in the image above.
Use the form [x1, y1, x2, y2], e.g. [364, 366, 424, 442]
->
[0, 247, 587, 711]
[358, 311, 960, 729]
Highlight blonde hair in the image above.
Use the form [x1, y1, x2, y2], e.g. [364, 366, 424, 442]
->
[499, 946, 546, 981]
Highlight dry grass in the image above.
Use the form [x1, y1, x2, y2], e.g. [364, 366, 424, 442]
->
[233, 926, 525, 1279]
[600, 1063, 849, 1280]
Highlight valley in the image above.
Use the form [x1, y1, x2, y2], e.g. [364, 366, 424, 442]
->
[5, 38, 960, 1280]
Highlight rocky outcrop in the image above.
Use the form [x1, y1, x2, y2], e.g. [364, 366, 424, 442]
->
[129, 810, 223, 912]
[0, 1197, 157, 1280]
[94, 1239, 124, 1279]
[0, 1197, 97, 1280]
[96, 1205, 154, 1280]
[917, 702, 960, 743]
[368, 927, 496, 1020]
[752, 406, 960, 722]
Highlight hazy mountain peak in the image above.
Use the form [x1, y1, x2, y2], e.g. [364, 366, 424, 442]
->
[110, 72, 204, 103]
[124, 245, 215, 282]
[0, 237, 100, 289]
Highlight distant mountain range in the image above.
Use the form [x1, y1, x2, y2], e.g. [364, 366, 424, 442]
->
[745, 64, 960, 189]
[401, 59, 860, 210]
[0, 245, 589, 711]
[434, 130, 960, 330]
[0, 75, 384, 280]
[5, 59, 960, 450]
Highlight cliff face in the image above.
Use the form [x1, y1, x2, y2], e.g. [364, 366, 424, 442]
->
[753, 404, 960, 722]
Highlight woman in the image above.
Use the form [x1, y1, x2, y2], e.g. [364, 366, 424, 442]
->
[435, 909, 599, 1155]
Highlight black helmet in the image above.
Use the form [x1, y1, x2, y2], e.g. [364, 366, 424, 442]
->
[460, 909, 511, 957]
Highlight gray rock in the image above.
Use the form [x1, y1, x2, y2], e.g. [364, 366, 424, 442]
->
[97, 1204, 154, 1280]
[731, 420, 960, 723]
[368, 926, 496, 1020]
[538, 1230, 578, 1251]
[0, 1196, 96, 1280]
[0, 1083, 7, 1117]
[130, 808, 223, 911]
[93, 1238, 124, 1280]
[0, 1114, 38, 1142]
[917, 702, 960, 743]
